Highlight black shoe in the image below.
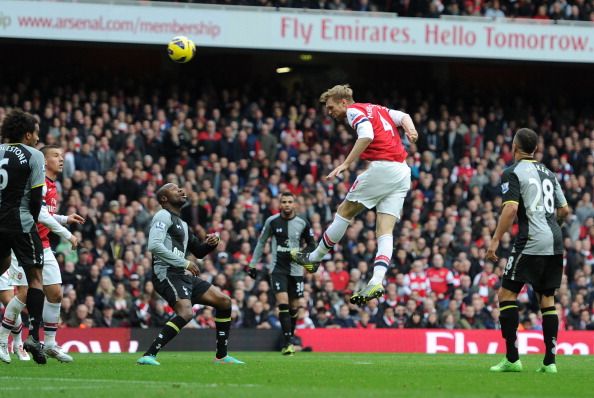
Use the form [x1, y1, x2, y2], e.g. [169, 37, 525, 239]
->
[23, 336, 47, 365]
[290, 249, 319, 273]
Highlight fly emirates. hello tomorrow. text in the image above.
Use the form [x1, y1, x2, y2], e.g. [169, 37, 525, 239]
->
[279, 17, 591, 52]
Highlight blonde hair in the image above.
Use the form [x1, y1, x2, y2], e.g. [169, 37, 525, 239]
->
[319, 84, 354, 103]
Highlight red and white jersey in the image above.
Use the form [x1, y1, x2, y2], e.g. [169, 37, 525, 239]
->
[403, 271, 431, 298]
[37, 177, 58, 249]
[346, 103, 408, 162]
[426, 267, 454, 295]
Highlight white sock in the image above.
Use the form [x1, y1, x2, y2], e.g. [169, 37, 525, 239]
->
[309, 214, 351, 262]
[368, 234, 393, 285]
[0, 297, 26, 343]
[11, 315, 23, 346]
[43, 299, 62, 347]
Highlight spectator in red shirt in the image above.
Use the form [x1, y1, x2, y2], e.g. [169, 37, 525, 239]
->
[426, 254, 455, 301]
[403, 261, 431, 299]
[198, 120, 222, 156]
[329, 260, 349, 292]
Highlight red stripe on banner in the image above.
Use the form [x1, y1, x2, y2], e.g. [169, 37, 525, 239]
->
[296, 329, 594, 355]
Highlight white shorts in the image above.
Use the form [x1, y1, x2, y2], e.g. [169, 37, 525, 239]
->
[7, 252, 28, 287]
[8, 248, 62, 287]
[0, 271, 12, 291]
[346, 160, 411, 219]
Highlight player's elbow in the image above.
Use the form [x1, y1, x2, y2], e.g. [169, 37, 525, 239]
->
[503, 202, 518, 213]
[503, 202, 519, 214]
[147, 241, 159, 253]
[557, 205, 570, 219]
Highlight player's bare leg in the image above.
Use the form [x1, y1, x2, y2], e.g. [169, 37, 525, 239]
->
[200, 286, 244, 364]
[292, 200, 363, 271]
[43, 283, 72, 362]
[0, 288, 29, 362]
[350, 212, 396, 305]
[0, 256, 10, 276]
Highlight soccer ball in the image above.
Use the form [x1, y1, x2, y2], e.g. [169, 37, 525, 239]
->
[167, 36, 196, 63]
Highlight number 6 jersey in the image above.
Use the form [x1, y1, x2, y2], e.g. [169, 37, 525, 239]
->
[0, 143, 45, 232]
[500, 159, 567, 255]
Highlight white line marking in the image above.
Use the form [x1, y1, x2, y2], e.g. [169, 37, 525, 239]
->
[0, 376, 258, 388]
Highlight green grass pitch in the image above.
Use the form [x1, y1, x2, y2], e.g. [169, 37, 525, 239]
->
[1, 353, 592, 398]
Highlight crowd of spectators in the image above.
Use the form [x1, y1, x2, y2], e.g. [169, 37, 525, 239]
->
[0, 71, 593, 334]
[163, 0, 594, 22]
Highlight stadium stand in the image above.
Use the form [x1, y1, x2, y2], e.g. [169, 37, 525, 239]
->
[160, 0, 594, 21]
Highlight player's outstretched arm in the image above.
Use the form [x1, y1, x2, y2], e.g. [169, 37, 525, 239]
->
[38, 204, 77, 247]
[389, 109, 418, 144]
[52, 213, 84, 225]
[327, 138, 372, 180]
[187, 233, 220, 259]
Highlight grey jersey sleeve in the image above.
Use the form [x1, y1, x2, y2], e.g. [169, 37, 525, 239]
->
[554, 178, 568, 208]
[250, 216, 273, 266]
[147, 210, 187, 268]
[29, 148, 46, 189]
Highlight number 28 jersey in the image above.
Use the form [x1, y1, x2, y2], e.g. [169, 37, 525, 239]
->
[346, 103, 407, 163]
[501, 159, 567, 255]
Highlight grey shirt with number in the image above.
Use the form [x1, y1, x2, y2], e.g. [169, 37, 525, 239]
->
[147, 209, 214, 281]
[500, 159, 567, 255]
[251, 214, 315, 277]
[0, 143, 45, 232]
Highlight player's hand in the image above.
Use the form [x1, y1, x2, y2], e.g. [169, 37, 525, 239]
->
[67, 213, 85, 225]
[326, 163, 348, 181]
[205, 233, 220, 247]
[486, 239, 499, 263]
[68, 235, 79, 249]
[406, 129, 418, 144]
[244, 265, 258, 279]
[186, 262, 200, 276]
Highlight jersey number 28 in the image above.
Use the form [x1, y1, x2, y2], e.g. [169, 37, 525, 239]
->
[528, 178, 554, 214]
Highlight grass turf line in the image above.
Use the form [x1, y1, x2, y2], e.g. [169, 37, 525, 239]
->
[0, 353, 592, 398]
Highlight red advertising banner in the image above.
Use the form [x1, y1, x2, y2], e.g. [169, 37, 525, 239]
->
[52, 328, 136, 353]
[25, 328, 594, 354]
[297, 329, 594, 355]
